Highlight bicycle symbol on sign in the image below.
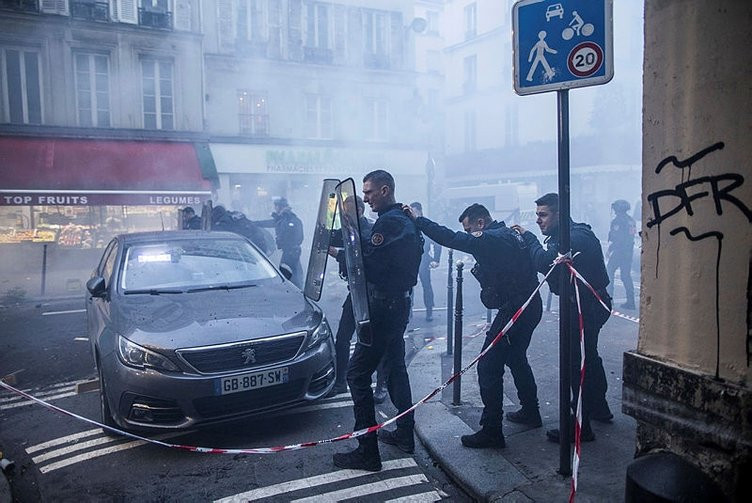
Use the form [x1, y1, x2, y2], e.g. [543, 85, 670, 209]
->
[562, 10, 594, 40]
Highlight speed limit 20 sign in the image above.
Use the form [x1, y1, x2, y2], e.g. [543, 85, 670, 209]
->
[513, 0, 613, 95]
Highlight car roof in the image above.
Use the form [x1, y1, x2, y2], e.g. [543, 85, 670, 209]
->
[116, 230, 245, 245]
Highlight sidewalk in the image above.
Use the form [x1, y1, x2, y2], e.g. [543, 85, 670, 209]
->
[409, 308, 638, 502]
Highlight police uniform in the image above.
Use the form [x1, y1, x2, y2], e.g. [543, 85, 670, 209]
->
[256, 208, 305, 288]
[520, 220, 613, 432]
[346, 203, 422, 457]
[606, 211, 636, 308]
[416, 217, 543, 443]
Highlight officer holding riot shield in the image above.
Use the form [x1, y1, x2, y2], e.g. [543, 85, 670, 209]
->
[406, 203, 543, 449]
[332, 170, 422, 472]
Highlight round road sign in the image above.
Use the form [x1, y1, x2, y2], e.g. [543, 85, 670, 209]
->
[567, 41, 604, 78]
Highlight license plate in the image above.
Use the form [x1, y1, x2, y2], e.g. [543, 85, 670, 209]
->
[217, 367, 289, 396]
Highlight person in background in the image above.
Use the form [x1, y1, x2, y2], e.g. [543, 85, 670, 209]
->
[253, 197, 305, 288]
[513, 193, 613, 444]
[607, 199, 636, 310]
[182, 207, 202, 230]
[409, 202, 442, 321]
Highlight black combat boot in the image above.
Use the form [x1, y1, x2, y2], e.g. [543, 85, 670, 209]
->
[460, 428, 506, 449]
[590, 401, 614, 423]
[378, 427, 415, 454]
[506, 407, 543, 427]
[546, 420, 595, 443]
[333, 441, 382, 472]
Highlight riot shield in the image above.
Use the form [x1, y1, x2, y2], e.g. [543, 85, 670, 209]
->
[336, 178, 372, 345]
[303, 179, 340, 301]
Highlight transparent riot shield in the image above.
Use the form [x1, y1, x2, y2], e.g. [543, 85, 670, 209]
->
[336, 178, 372, 345]
[303, 179, 340, 301]
[201, 200, 213, 231]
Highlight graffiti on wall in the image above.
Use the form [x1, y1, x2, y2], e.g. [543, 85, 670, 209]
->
[646, 142, 752, 372]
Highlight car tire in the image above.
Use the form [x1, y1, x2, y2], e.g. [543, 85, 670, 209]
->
[97, 364, 121, 437]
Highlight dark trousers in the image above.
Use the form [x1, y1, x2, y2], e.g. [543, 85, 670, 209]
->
[478, 293, 543, 434]
[418, 264, 434, 311]
[334, 294, 386, 388]
[281, 247, 303, 289]
[569, 297, 611, 422]
[347, 296, 413, 448]
[606, 250, 634, 303]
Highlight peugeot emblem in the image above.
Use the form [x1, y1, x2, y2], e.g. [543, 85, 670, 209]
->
[241, 347, 257, 365]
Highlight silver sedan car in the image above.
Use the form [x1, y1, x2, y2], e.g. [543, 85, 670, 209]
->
[85, 231, 335, 432]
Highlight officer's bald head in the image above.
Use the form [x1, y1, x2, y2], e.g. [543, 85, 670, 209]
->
[363, 170, 395, 193]
[362, 170, 396, 213]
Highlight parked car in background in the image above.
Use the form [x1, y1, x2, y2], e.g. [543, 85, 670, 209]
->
[86, 231, 335, 432]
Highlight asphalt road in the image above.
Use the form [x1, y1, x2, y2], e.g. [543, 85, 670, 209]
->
[0, 266, 473, 503]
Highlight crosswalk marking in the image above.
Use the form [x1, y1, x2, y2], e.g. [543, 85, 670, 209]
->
[0, 391, 77, 410]
[215, 458, 418, 502]
[26, 428, 103, 454]
[42, 309, 86, 316]
[291, 474, 430, 503]
[32, 434, 122, 464]
[384, 491, 443, 502]
[0, 385, 76, 404]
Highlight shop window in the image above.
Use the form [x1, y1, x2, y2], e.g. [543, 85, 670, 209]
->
[238, 90, 269, 136]
[0, 47, 42, 125]
[304, 94, 332, 139]
[141, 58, 173, 130]
[75, 53, 111, 127]
[364, 97, 388, 142]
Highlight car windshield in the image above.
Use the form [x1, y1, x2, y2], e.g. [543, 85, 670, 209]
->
[120, 238, 280, 292]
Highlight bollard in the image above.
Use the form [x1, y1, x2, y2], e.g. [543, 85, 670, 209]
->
[40, 243, 48, 297]
[452, 260, 464, 406]
[446, 249, 454, 355]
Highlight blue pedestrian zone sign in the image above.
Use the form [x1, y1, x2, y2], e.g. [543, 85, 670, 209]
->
[513, 0, 613, 95]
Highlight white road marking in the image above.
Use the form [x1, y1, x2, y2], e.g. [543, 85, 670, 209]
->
[0, 385, 77, 403]
[215, 458, 418, 502]
[42, 309, 86, 316]
[32, 434, 122, 464]
[38, 431, 186, 474]
[26, 428, 103, 454]
[0, 391, 77, 410]
[280, 400, 354, 415]
[612, 311, 640, 324]
[74, 337, 88, 342]
[385, 491, 443, 502]
[291, 474, 429, 502]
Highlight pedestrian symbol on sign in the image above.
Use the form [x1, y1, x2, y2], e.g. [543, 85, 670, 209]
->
[526, 30, 557, 82]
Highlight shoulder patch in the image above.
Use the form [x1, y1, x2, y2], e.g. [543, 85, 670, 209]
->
[472, 231, 483, 238]
[371, 233, 384, 246]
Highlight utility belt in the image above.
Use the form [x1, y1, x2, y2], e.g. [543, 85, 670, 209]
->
[368, 285, 412, 300]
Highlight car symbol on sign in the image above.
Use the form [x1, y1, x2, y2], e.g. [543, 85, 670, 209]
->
[546, 3, 564, 21]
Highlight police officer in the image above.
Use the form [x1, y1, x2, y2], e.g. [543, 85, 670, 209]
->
[407, 203, 543, 448]
[254, 197, 304, 288]
[333, 170, 422, 471]
[409, 202, 442, 321]
[512, 193, 613, 443]
[607, 199, 636, 310]
[328, 195, 386, 400]
[182, 206, 202, 230]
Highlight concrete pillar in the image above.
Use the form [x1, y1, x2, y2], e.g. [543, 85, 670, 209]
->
[623, 1, 752, 500]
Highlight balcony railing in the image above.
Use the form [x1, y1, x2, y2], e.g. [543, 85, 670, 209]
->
[71, 1, 109, 21]
[364, 53, 390, 70]
[303, 46, 333, 65]
[0, 0, 38, 13]
[138, 8, 172, 29]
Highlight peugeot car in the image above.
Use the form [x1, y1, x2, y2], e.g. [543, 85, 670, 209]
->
[85, 231, 335, 432]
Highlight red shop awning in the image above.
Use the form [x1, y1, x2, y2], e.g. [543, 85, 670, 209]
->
[0, 137, 216, 206]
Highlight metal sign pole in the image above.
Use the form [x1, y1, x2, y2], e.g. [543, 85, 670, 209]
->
[557, 89, 572, 476]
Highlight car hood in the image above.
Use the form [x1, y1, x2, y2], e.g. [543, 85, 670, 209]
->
[111, 282, 321, 351]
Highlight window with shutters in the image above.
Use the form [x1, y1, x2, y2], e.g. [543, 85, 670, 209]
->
[40, 0, 69, 15]
[0, 0, 39, 13]
[363, 98, 388, 142]
[267, 0, 282, 57]
[138, 0, 171, 29]
[141, 58, 173, 130]
[237, 0, 267, 42]
[0, 47, 43, 125]
[75, 53, 110, 127]
[464, 3, 477, 40]
[70, 1, 110, 21]
[304, 94, 332, 139]
[303, 2, 333, 64]
[238, 90, 269, 136]
[363, 9, 389, 69]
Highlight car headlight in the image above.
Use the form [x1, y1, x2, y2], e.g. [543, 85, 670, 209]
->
[118, 335, 179, 372]
[307, 319, 332, 349]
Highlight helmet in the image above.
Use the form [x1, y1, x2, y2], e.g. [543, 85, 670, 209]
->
[612, 200, 630, 213]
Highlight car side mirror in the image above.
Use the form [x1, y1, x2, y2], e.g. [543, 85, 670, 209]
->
[86, 276, 107, 298]
[279, 263, 293, 281]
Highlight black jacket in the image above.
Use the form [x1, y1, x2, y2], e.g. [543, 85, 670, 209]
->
[256, 208, 304, 250]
